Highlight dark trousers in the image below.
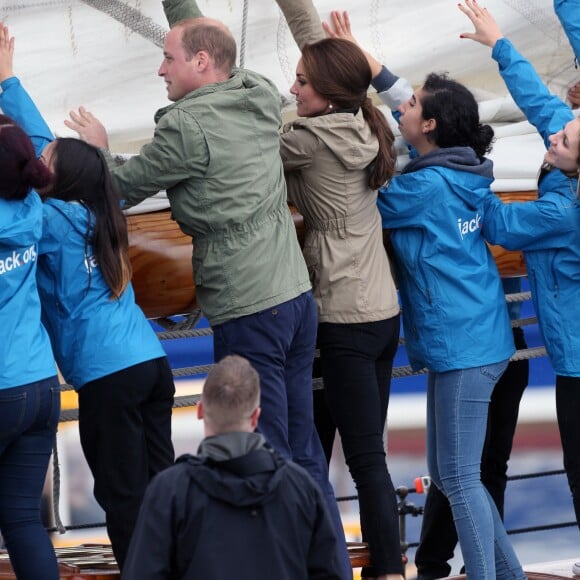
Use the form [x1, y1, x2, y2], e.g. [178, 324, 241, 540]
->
[78, 357, 175, 570]
[314, 315, 404, 577]
[213, 291, 352, 579]
[415, 326, 529, 579]
[556, 375, 580, 531]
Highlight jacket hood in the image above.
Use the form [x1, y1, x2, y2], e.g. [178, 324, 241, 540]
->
[0, 192, 42, 248]
[404, 146, 494, 210]
[179, 434, 289, 508]
[43, 199, 95, 239]
[288, 110, 379, 171]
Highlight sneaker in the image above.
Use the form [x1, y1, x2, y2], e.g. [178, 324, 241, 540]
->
[573, 562, 580, 576]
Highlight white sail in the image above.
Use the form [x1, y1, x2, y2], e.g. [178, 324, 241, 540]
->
[1, 0, 577, 190]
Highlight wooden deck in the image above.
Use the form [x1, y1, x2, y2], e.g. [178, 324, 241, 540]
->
[0, 545, 119, 579]
[1, 544, 577, 578]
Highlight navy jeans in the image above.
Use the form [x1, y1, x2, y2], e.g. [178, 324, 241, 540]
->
[426, 360, 526, 580]
[213, 291, 351, 579]
[0, 376, 60, 580]
[416, 327, 529, 578]
[316, 316, 403, 577]
[78, 357, 175, 570]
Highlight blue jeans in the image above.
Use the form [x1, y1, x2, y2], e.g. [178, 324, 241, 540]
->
[416, 327, 529, 578]
[213, 291, 351, 579]
[426, 361, 525, 580]
[0, 376, 60, 580]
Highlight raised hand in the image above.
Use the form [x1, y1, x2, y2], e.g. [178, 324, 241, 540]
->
[0, 23, 15, 83]
[458, 0, 504, 48]
[322, 10, 382, 77]
[322, 10, 358, 45]
[65, 106, 110, 149]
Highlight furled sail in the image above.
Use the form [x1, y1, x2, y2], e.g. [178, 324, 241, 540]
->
[2, 0, 577, 317]
[2, 0, 576, 164]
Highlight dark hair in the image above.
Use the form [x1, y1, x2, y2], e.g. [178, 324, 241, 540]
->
[180, 19, 237, 73]
[0, 114, 53, 200]
[301, 38, 396, 189]
[421, 72, 494, 157]
[46, 138, 132, 299]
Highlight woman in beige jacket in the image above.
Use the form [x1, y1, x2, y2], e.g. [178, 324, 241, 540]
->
[279, 34, 404, 580]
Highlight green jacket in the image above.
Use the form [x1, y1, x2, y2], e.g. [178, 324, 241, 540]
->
[109, 18, 309, 325]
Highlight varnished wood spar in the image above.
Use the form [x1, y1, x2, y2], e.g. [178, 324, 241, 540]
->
[126, 207, 307, 320]
[127, 192, 537, 319]
[127, 211, 196, 320]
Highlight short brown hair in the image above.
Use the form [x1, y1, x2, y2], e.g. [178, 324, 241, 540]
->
[180, 19, 236, 74]
[202, 355, 260, 432]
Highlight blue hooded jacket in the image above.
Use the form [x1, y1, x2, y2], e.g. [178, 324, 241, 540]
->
[0, 76, 165, 388]
[0, 192, 56, 388]
[482, 38, 580, 376]
[37, 200, 165, 388]
[378, 147, 515, 372]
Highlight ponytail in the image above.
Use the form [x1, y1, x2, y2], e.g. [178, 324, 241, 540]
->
[301, 40, 397, 189]
[360, 97, 397, 189]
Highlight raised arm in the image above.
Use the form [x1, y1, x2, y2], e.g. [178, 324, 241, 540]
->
[482, 190, 580, 251]
[458, 0, 574, 145]
[275, 0, 324, 50]
[0, 23, 53, 157]
[323, 10, 412, 111]
[162, 0, 203, 29]
[323, 11, 381, 77]
[554, 0, 580, 109]
[554, 0, 580, 62]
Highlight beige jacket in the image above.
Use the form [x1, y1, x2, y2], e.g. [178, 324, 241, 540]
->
[281, 112, 399, 324]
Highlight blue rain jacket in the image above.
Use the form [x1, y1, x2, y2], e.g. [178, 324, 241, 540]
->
[378, 147, 514, 372]
[482, 38, 580, 376]
[0, 192, 56, 388]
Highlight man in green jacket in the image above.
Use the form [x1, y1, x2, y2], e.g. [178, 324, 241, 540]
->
[66, 3, 350, 577]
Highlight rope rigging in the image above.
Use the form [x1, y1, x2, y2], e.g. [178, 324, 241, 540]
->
[239, 0, 249, 68]
[79, 0, 166, 47]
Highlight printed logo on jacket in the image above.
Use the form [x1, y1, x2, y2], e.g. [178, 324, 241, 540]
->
[0, 245, 37, 275]
[84, 254, 98, 273]
[457, 213, 481, 240]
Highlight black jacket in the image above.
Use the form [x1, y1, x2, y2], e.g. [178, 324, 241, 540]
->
[122, 439, 342, 579]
